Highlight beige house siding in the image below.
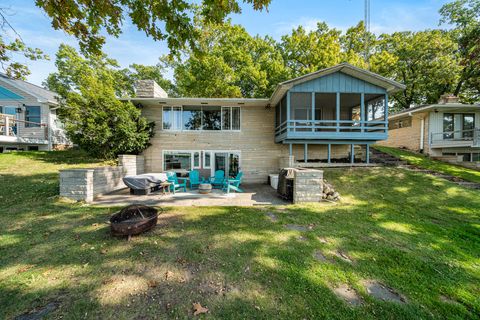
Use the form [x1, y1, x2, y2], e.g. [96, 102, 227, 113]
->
[379, 112, 430, 154]
[141, 105, 288, 183]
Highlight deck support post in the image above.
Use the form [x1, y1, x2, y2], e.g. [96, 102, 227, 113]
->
[350, 144, 355, 164]
[304, 144, 308, 163]
[4, 116, 9, 136]
[366, 144, 370, 164]
[360, 93, 365, 133]
[311, 92, 315, 132]
[327, 144, 331, 163]
[336, 92, 340, 132]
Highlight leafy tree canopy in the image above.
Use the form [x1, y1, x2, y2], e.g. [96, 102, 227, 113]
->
[371, 30, 460, 110]
[440, 0, 480, 102]
[35, 0, 271, 56]
[0, 8, 48, 79]
[45, 44, 154, 159]
[168, 20, 288, 98]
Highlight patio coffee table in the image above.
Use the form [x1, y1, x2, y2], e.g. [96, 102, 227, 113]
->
[198, 183, 212, 194]
[159, 181, 172, 195]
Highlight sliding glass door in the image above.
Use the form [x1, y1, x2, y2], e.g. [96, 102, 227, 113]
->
[213, 152, 240, 178]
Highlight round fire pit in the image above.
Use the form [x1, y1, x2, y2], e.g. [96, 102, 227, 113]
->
[110, 204, 159, 238]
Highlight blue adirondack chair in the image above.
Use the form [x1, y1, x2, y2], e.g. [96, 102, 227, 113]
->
[189, 170, 201, 189]
[166, 171, 187, 194]
[209, 170, 225, 188]
[223, 171, 243, 194]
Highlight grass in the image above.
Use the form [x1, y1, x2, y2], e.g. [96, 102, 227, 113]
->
[1, 150, 479, 319]
[374, 145, 480, 183]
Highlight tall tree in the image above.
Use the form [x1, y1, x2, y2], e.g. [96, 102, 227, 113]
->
[170, 21, 287, 98]
[371, 30, 461, 110]
[35, 0, 271, 56]
[279, 22, 342, 77]
[45, 44, 154, 159]
[0, 7, 48, 79]
[440, 0, 480, 102]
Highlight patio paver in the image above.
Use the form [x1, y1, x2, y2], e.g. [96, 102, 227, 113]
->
[93, 183, 288, 207]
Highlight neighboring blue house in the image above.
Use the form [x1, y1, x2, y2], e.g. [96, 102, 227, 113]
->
[0, 74, 71, 152]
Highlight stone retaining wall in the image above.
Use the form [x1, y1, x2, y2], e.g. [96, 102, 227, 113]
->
[60, 155, 144, 202]
[293, 168, 324, 204]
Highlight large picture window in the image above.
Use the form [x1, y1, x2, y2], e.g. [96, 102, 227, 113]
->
[164, 151, 192, 171]
[25, 106, 41, 127]
[163, 106, 240, 131]
[202, 106, 221, 130]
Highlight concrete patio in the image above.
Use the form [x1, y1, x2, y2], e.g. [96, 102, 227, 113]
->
[93, 183, 288, 207]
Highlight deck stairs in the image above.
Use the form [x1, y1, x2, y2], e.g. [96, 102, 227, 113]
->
[370, 148, 408, 166]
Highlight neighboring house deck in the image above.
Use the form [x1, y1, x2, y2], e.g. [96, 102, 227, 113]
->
[123, 63, 405, 183]
[0, 74, 70, 152]
[379, 95, 480, 162]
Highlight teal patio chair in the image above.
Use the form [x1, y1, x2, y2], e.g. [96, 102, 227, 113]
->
[166, 171, 187, 194]
[223, 171, 244, 194]
[209, 170, 225, 189]
[189, 170, 201, 190]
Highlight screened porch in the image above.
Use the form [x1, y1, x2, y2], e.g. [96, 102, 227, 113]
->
[275, 91, 388, 143]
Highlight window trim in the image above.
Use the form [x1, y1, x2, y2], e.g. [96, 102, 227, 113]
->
[24, 106, 42, 128]
[162, 105, 241, 132]
[163, 150, 200, 171]
[203, 151, 212, 169]
[193, 151, 201, 169]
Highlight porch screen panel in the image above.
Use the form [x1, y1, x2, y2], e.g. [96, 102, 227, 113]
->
[290, 92, 312, 132]
[365, 94, 386, 132]
[340, 93, 361, 132]
[315, 93, 336, 132]
[280, 96, 287, 125]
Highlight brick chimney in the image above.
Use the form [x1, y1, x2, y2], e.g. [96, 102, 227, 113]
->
[438, 94, 460, 104]
[135, 80, 168, 98]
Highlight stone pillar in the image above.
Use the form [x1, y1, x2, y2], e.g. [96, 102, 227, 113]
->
[279, 156, 295, 169]
[59, 169, 94, 202]
[293, 169, 323, 204]
[118, 155, 145, 175]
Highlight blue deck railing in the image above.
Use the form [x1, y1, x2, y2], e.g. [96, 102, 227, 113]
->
[275, 120, 387, 140]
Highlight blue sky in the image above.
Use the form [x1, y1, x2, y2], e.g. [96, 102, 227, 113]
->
[2, 0, 451, 85]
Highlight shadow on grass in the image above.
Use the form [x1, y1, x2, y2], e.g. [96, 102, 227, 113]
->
[1, 167, 479, 319]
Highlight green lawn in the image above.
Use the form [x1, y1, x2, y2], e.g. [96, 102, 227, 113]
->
[374, 145, 480, 183]
[1, 151, 479, 319]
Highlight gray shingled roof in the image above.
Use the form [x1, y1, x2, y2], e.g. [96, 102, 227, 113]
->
[0, 73, 58, 104]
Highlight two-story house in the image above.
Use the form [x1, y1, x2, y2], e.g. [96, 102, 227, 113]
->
[379, 95, 480, 162]
[0, 74, 70, 152]
[124, 63, 405, 183]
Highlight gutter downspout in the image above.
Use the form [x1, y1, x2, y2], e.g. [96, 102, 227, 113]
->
[420, 117, 425, 153]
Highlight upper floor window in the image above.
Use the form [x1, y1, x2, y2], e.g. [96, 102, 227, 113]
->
[163, 106, 240, 131]
[162, 106, 182, 130]
[25, 106, 41, 127]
